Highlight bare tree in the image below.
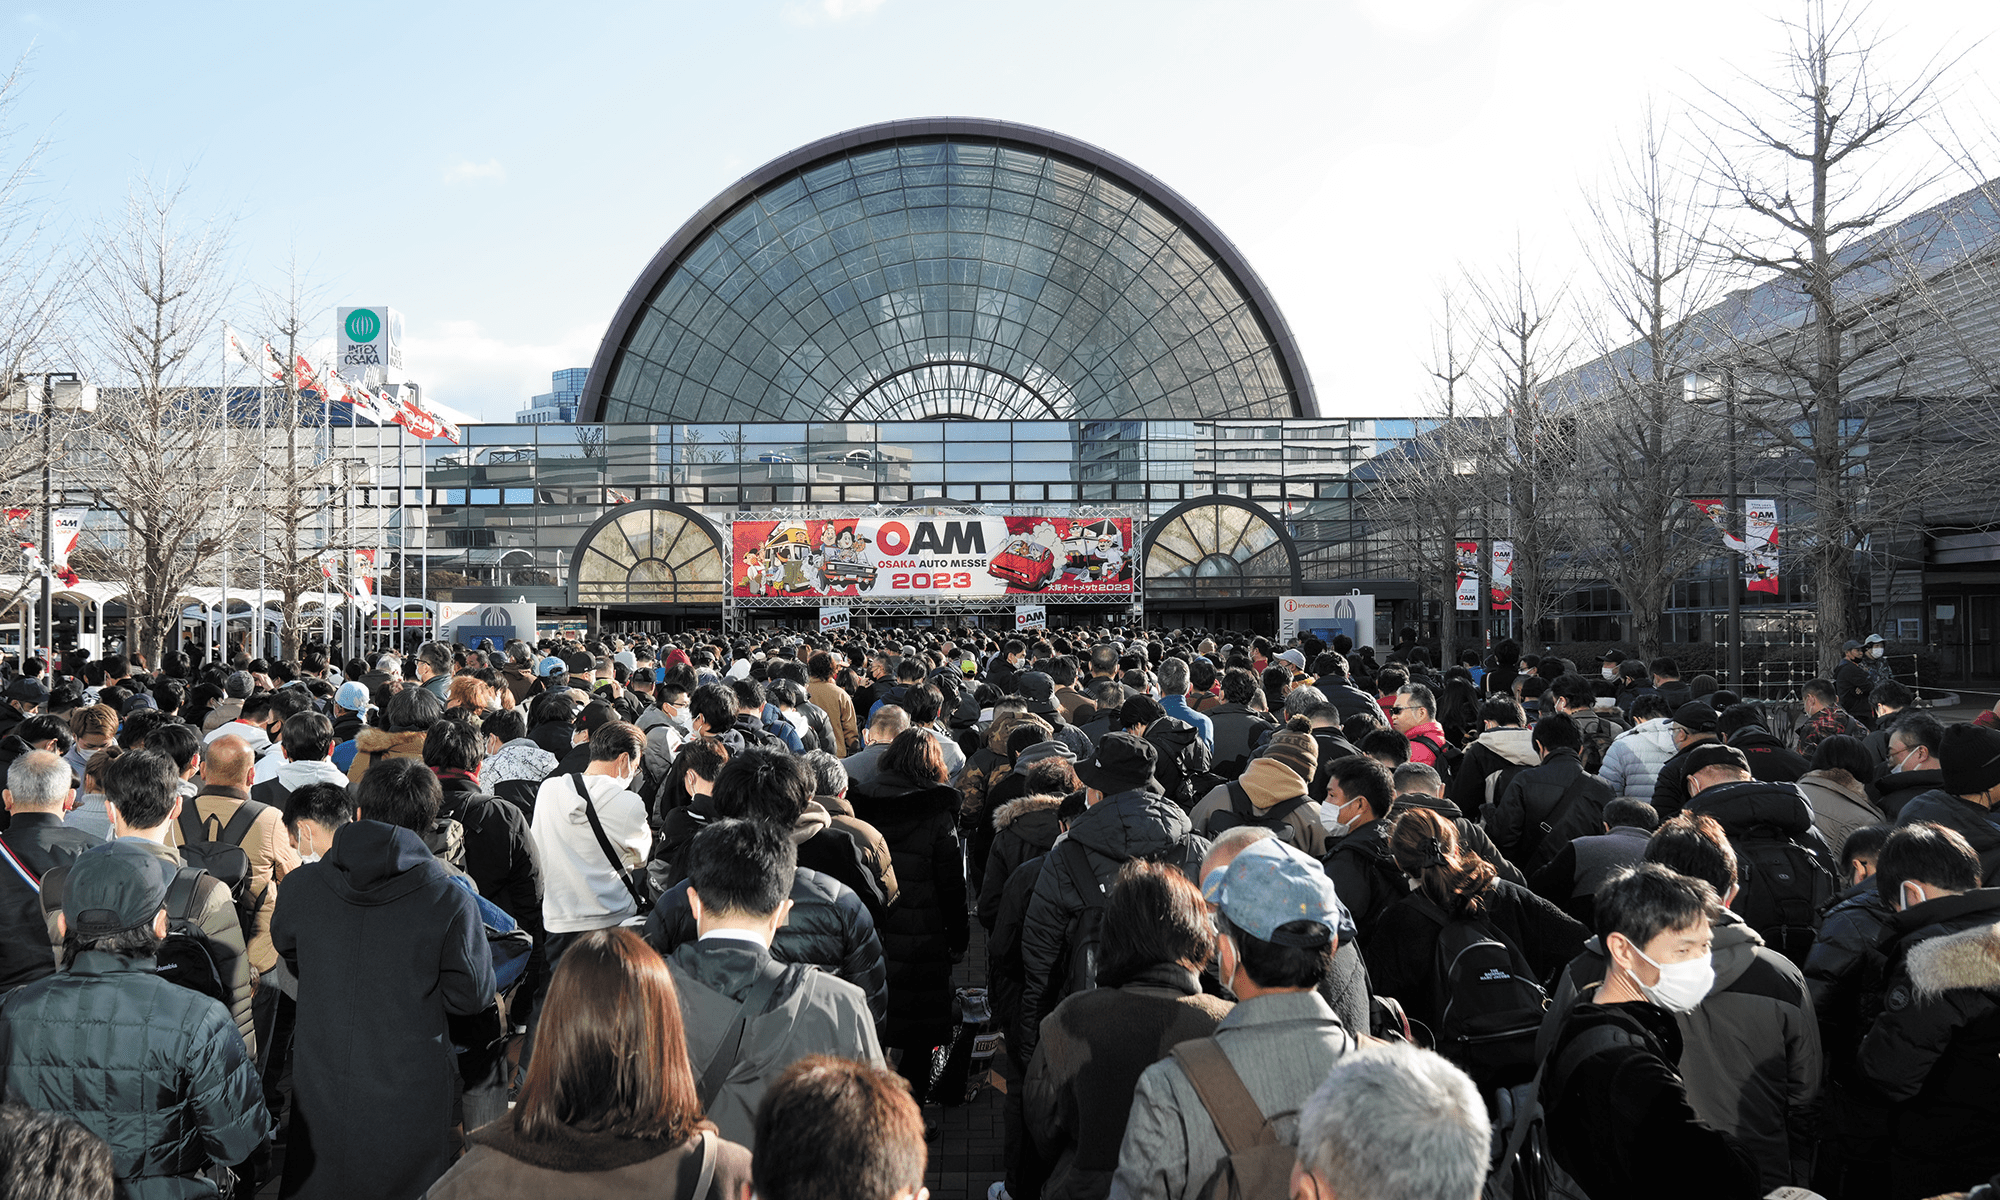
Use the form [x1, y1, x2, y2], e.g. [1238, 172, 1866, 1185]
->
[1565, 107, 1729, 657]
[1467, 248, 1582, 655]
[71, 178, 240, 668]
[1694, 0, 1984, 672]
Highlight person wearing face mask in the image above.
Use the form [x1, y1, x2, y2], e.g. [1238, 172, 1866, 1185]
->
[1874, 711, 1947, 818]
[1539, 863, 1761, 1200]
[1893, 722, 2000, 886]
[1857, 820, 2000, 1200]
[530, 720, 652, 966]
[1832, 639, 1878, 729]
[1541, 815, 1820, 1194]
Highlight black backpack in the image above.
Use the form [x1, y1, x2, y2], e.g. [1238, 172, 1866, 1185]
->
[1408, 890, 1549, 1090]
[1408, 733, 1462, 792]
[1514, 770, 1610, 875]
[155, 867, 232, 1006]
[174, 799, 273, 945]
[1730, 833, 1836, 967]
[1056, 839, 1109, 998]
[1204, 782, 1328, 858]
[1572, 713, 1626, 775]
[1321, 833, 1411, 935]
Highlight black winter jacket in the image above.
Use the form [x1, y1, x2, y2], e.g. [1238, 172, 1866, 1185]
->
[1650, 739, 1710, 820]
[1206, 703, 1277, 779]
[978, 794, 1064, 931]
[437, 777, 542, 934]
[1017, 788, 1209, 1062]
[1896, 789, 2000, 882]
[1874, 766, 1945, 820]
[644, 864, 889, 1026]
[849, 772, 968, 1050]
[1804, 876, 1896, 1085]
[1322, 819, 1408, 943]
[0, 950, 267, 1199]
[1383, 793, 1523, 885]
[1144, 716, 1210, 811]
[987, 852, 1044, 1070]
[1486, 749, 1612, 872]
[1857, 890, 2000, 1198]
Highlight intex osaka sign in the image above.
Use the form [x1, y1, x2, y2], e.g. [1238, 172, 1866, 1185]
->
[337, 306, 405, 378]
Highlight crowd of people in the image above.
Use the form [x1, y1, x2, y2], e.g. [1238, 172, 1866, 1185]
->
[0, 627, 1990, 1200]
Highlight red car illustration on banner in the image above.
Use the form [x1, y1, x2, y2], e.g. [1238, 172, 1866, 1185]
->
[987, 537, 1057, 591]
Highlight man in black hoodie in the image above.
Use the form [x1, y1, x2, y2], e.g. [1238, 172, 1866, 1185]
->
[1715, 702, 1809, 783]
[1876, 712, 1947, 819]
[1894, 721, 2000, 884]
[1682, 742, 1837, 966]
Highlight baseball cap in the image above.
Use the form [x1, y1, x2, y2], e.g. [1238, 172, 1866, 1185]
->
[1841, 639, 1863, 652]
[64, 841, 178, 940]
[1277, 649, 1307, 670]
[6, 677, 48, 705]
[1862, 634, 1885, 646]
[335, 681, 373, 712]
[1016, 671, 1058, 717]
[1211, 839, 1342, 947]
[536, 656, 567, 678]
[1683, 743, 1751, 775]
[1671, 702, 1718, 734]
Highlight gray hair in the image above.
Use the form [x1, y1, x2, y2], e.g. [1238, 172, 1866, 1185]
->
[1295, 1042, 1488, 1200]
[1156, 656, 1190, 695]
[1397, 684, 1436, 717]
[374, 653, 403, 673]
[1392, 761, 1444, 797]
[6, 750, 72, 810]
[1283, 685, 1329, 720]
[804, 749, 848, 798]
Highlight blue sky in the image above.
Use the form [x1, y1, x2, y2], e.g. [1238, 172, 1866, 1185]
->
[6, 0, 1999, 422]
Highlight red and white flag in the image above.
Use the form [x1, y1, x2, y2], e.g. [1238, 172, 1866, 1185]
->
[223, 324, 285, 383]
[352, 548, 377, 603]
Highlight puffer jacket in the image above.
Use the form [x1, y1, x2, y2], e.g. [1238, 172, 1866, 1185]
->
[1726, 725, 1810, 783]
[1207, 702, 1278, 779]
[1686, 779, 1837, 957]
[1804, 876, 1896, 1085]
[959, 712, 1051, 821]
[1145, 715, 1211, 811]
[344, 727, 427, 785]
[1650, 738, 1718, 821]
[1188, 758, 1325, 857]
[1857, 892, 2000, 1198]
[644, 863, 889, 1026]
[850, 771, 969, 1052]
[1597, 717, 1678, 804]
[978, 793, 1064, 930]
[1487, 748, 1613, 872]
[816, 793, 899, 918]
[1795, 770, 1886, 860]
[1017, 788, 1210, 1062]
[1541, 908, 1821, 1193]
[1875, 766, 1946, 820]
[1448, 726, 1541, 820]
[1896, 790, 2000, 882]
[0, 950, 267, 1200]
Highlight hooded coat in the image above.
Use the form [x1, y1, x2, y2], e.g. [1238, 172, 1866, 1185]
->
[1804, 876, 1896, 1084]
[978, 793, 1064, 931]
[271, 820, 495, 1200]
[1017, 789, 1209, 1063]
[1685, 779, 1836, 946]
[667, 940, 883, 1151]
[850, 770, 968, 1052]
[343, 728, 427, 786]
[1447, 726, 1540, 820]
[1541, 908, 1821, 1191]
[1188, 758, 1324, 857]
[1145, 716, 1211, 812]
[1726, 725, 1810, 783]
[1596, 716, 1678, 804]
[1875, 765, 1945, 819]
[1858, 892, 2000, 1199]
[1895, 790, 2000, 882]
[960, 712, 1052, 821]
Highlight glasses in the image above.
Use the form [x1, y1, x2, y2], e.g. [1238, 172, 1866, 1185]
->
[1389, 706, 1409, 714]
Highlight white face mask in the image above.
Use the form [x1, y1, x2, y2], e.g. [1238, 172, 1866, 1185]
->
[1320, 796, 1358, 839]
[1629, 945, 1714, 1013]
[1601, 666, 1618, 681]
[1869, 647, 1884, 659]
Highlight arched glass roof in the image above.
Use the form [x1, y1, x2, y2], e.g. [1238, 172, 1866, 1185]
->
[586, 119, 1316, 425]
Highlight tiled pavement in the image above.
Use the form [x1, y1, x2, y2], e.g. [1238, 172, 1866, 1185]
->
[255, 923, 1012, 1200]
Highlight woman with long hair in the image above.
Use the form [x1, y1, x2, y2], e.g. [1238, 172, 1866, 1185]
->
[1365, 808, 1586, 1084]
[848, 728, 969, 1100]
[425, 927, 752, 1199]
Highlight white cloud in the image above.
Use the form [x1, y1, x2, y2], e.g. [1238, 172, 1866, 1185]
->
[783, 0, 885, 26]
[442, 158, 505, 184]
[402, 318, 602, 424]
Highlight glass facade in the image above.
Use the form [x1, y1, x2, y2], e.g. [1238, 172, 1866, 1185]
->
[595, 135, 1309, 425]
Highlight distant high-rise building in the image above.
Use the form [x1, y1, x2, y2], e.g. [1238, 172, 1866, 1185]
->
[516, 367, 588, 423]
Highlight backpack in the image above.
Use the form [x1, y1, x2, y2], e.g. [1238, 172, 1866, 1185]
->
[1171, 1037, 1305, 1200]
[1321, 834, 1410, 935]
[1408, 891, 1548, 1090]
[1482, 1024, 1633, 1200]
[1572, 714, 1625, 775]
[1056, 838, 1110, 999]
[1729, 834, 1836, 967]
[155, 867, 232, 1006]
[1205, 782, 1327, 858]
[423, 816, 468, 872]
[174, 798, 274, 946]
[1408, 733, 1462, 792]
[1511, 770, 1607, 875]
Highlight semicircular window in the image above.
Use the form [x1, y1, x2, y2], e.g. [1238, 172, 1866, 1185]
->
[1145, 502, 1294, 600]
[600, 137, 1303, 424]
[574, 506, 726, 604]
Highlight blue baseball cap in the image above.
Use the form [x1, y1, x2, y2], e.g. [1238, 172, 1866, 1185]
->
[1211, 839, 1345, 947]
[335, 681, 372, 712]
[536, 656, 567, 678]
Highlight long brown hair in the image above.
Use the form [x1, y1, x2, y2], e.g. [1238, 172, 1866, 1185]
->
[880, 727, 948, 785]
[1389, 808, 1497, 917]
[512, 928, 705, 1142]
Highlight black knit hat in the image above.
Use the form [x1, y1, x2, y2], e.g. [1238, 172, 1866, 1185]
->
[1940, 723, 2000, 797]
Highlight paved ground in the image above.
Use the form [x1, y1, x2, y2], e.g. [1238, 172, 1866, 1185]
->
[255, 923, 1011, 1200]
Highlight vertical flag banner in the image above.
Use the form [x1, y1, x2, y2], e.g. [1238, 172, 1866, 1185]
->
[319, 551, 352, 600]
[352, 548, 378, 604]
[50, 509, 84, 570]
[1745, 499, 1780, 594]
[1454, 540, 1480, 611]
[223, 325, 285, 383]
[1690, 498, 1752, 551]
[1490, 540, 1515, 611]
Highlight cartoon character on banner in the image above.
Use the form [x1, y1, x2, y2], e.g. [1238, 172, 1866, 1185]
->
[817, 524, 878, 595]
[741, 546, 768, 595]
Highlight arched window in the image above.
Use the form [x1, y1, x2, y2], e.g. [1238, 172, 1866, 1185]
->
[568, 503, 727, 606]
[1143, 497, 1299, 600]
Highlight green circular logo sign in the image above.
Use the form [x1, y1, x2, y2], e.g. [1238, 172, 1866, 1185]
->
[344, 309, 381, 342]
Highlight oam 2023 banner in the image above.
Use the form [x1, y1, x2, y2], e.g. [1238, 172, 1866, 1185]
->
[731, 516, 1136, 599]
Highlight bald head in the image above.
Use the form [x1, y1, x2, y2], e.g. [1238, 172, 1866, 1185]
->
[201, 735, 256, 789]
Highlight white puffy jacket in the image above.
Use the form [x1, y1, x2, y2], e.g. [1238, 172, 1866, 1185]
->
[1597, 717, 1679, 804]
